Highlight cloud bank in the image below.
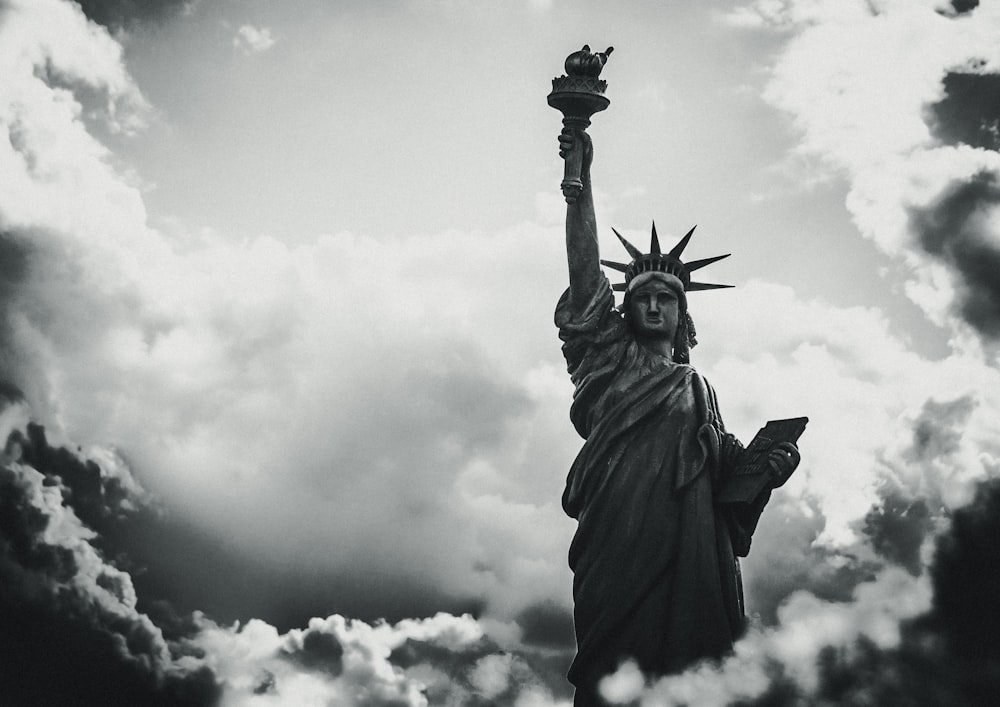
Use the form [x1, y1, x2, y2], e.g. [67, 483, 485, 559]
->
[0, 405, 574, 705]
[590, 1, 1000, 701]
[0, 0, 577, 633]
[731, 0, 1000, 343]
[3, 0, 1000, 703]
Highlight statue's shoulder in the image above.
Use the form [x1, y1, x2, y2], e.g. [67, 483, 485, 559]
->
[555, 279, 622, 338]
[676, 364, 714, 391]
[688, 365, 712, 384]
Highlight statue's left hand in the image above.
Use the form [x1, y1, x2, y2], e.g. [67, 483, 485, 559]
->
[767, 442, 800, 488]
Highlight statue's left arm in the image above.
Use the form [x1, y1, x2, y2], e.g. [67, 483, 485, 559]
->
[720, 436, 800, 557]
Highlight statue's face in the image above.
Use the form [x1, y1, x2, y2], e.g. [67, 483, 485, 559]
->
[629, 281, 680, 342]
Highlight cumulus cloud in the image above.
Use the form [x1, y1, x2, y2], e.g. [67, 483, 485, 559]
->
[0, 410, 221, 706]
[585, 2, 1000, 700]
[929, 72, 1000, 150]
[198, 613, 458, 704]
[5, 0, 1000, 702]
[728, 0, 1000, 341]
[0, 406, 573, 706]
[595, 395, 999, 705]
[909, 172, 1000, 338]
[233, 24, 277, 55]
[191, 610, 572, 706]
[0, 0, 579, 637]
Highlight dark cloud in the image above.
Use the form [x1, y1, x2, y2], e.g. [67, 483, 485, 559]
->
[0, 599, 219, 707]
[0, 233, 31, 379]
[387, 629, 573, 704]
[110, 509, 487, 631]
[862, 492, 933, 575]
[741, 477, 1000, 707]
[743, 497, 879, 625]
[0, 381, 25, 406]
[935, 1, 979, 18]
[906, 396, 976, 464]
[909, 171, 1000, 339]
[282, 627, 345, 675]
[0, 232, 29, 297]
[18, 423, 133, 533]
[15, 414, 491, 634]
[11, 420, 486, 632]
[931, 477, 1000, 662]
[389, 634, 488, 671]
[253, 670, 277, 695]
[0, 443, 221, 706]
[860, 396, 976, 576]
[74, 0, 190, 30]
[516, 601, 575, 649]
[945, 0, 980, 16]
[929, 72, 1000, 150]
[2, 413, 574, 704]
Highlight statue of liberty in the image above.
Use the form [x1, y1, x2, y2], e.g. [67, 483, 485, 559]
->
[550, 47, 801, 706]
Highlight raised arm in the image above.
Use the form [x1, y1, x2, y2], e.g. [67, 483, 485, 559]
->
[558, 127, 603, 314]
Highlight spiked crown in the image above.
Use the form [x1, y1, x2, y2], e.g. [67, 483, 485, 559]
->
[600, 223, 732, 293]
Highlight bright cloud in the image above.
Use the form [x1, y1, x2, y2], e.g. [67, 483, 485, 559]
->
[233, 24, 277, 54]
[3, 0, 1000, 703]
[732, 0, 1000, 340]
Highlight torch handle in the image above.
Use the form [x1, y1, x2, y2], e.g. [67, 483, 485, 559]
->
[561, 117, 591, 204]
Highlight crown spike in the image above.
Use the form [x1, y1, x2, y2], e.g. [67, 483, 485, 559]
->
[686, 253, 731, 272]
[688, 282, 734, 291]
[600, 259, 629, 273]
[612, 227, 644, 259]
[649, 222, 661, 255]
[611, 282, 628, 291]
[668, 225, 697, 259]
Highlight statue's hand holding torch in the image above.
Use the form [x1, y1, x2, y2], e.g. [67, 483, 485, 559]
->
[557, 127, 593, 201]
[548, 45, 612, 203]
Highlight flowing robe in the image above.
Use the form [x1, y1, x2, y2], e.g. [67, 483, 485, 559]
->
[556, 278, 752, 701]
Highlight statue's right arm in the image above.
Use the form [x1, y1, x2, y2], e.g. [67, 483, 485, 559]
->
[559, 128, 603, 315]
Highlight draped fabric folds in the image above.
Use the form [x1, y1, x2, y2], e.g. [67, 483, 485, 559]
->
[555, 278, 749, 704]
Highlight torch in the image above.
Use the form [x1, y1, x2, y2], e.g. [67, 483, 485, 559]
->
[547, 45, 613, 203]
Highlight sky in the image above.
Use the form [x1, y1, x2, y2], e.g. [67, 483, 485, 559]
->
[2, 0, 1000, 704]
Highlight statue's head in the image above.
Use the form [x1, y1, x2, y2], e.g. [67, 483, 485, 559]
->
[623, 271, 696, 363]
[602, 224, 728, 364]
[625, 271, 682, 340]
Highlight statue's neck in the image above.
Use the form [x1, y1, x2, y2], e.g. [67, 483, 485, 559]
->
[635, 335, 673, 360]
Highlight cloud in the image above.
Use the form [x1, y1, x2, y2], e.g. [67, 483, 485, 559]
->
[0, 0, 579, 634]
[862, 491, 934, 576]
[0, 410, 221, 706]
[585, 4, 1000, 686]
[944, 0, 979, 17]
[929, 72, 1000, 150]
[193, 610, 571, 706]
[598, 568, 933, 706]
[0, 406, 574, 706]
[515, 601, 576, 649]
[588, 235, 1000, 706]
[596, 445, 987, 707]
[930, 477, 1000, 664]
[909, 172, 1000, 338]
[729, 0, 1000, 341]
[75, 0, 193, 29]
[233, 24, 277, 55]
[5, 0, 1000, 702]
[747, 477, 1000, 707]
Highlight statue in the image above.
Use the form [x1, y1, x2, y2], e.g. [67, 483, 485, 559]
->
[549, 47, 802, 705]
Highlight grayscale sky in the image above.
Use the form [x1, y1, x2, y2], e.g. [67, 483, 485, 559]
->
[2, 0, 1000, 704]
